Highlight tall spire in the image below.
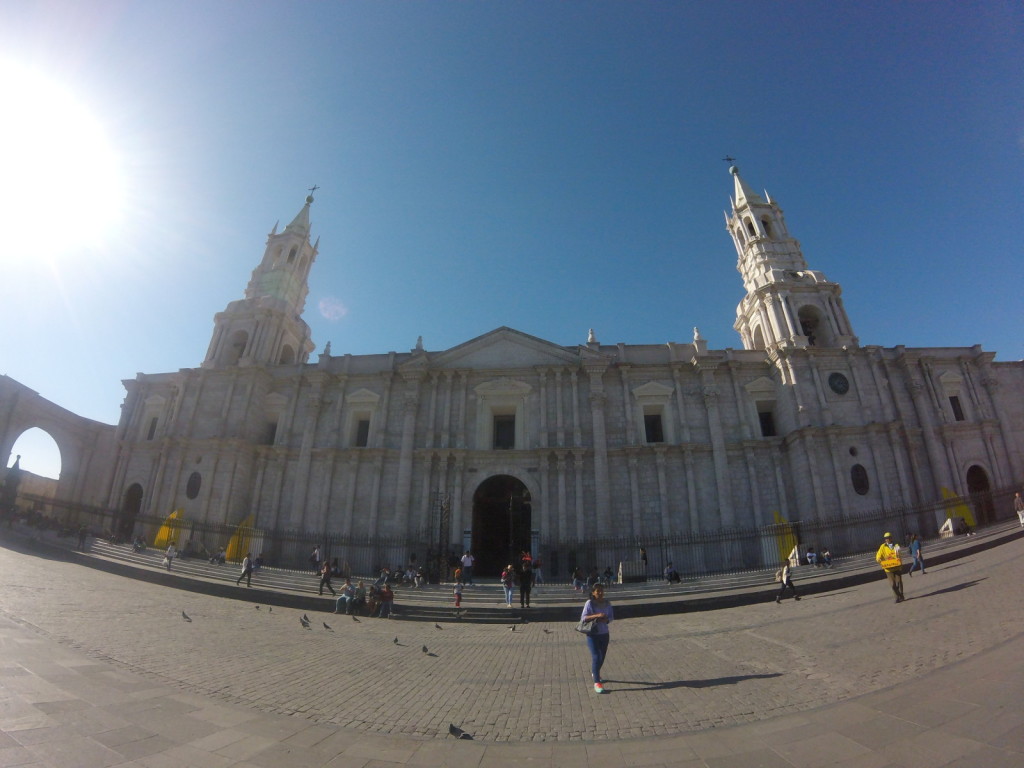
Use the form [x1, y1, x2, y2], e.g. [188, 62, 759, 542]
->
[284, 192, 314, 235]
[726, 165, 857, 351]
[730, 165, 764, 208]
[202, 192, 319, 369]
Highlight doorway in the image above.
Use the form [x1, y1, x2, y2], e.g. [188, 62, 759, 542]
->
[118, 483, 143, 539]
[471, 475, 531, 577]
[965, 465, 994, 525]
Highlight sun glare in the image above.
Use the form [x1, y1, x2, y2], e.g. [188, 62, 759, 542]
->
[0, 61, 125, 262]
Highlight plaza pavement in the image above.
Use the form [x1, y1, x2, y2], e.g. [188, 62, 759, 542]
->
[1, 531, 1023, 767]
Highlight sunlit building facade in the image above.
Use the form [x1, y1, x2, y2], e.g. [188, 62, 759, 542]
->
[3, 169, 1021, 573]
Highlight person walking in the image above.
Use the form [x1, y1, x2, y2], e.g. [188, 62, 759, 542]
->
[517, 558, 534, 609]
[774, 560, 801, 603]
[876, 532, 905, 603]
[1015, 492, 1024, 528]
[580, 583, 613, 693]
[164, 542, 176, 570]
[236, 552, 254, 587]
[500, 564, 515, 607]
[906, 534, 926, 576]
[460, 551, 475, 585]
[318, 559, 337, 596]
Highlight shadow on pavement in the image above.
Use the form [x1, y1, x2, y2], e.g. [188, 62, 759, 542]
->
[910, 578, 986, 599]
[605, 672, 782, 691]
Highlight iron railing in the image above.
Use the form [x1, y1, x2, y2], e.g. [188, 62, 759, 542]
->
[5, 484, 1017, 582]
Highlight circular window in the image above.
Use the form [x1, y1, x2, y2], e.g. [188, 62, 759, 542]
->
[828, 372, 850, 395]
[851, 464, 869, 495]
[185, 472, 202, 500]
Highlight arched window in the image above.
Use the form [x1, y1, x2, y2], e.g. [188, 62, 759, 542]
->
[288, 247, 297, 263]
[797, 305, 832, 347]
[761, 217, 773, 237]
[751, 326, 766, 351]
[279, 345, 295, 365]
[745, 218, 756, 237]
[223, 330, 248, 365]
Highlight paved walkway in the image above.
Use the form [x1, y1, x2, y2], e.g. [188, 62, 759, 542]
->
[0, 531, 1022, 766]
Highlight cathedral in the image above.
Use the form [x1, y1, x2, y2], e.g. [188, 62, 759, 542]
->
[2, 167, 1021, 575]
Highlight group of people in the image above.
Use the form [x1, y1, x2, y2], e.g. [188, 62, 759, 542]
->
[499, 552, 537, 608]
[330, 578, 394, 618]
[571, 566, 613, 591]
[777, 530, 929, 606]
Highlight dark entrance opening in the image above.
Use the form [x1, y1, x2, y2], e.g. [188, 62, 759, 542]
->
[118, 483, 143, 539]
[471, 475, 531, 578]
[965, 465, 994, 525]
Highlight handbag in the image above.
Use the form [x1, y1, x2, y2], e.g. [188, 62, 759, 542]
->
[574, 617, 597, 635]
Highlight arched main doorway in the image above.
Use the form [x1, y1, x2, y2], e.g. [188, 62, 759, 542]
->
[966, 465, 994, 525]
[118, 483, 143, 539]
[471, 475, 531, 577]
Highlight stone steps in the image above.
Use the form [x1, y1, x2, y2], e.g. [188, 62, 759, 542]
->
[13, 518, 1017, 623]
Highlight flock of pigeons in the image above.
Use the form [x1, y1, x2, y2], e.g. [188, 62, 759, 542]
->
[178, 603, 561, 738]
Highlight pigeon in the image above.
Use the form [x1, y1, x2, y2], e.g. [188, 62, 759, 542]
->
[422, 645, 428, 654]
[181, 611, 192, 622]
[543, 629, 552, 634]
[254, 605, 260, 610]
[448, 723, 472, 740]
[323, 622, 332, 630]
[268, 607, 272, 613]
[351, 615, 360, 623]
[302, 614, 310, 623]
[434, 623, 443, 630]
[509, 625, 516, 632]
[300, 617, 310, 628]
[393, 637, 399, 645]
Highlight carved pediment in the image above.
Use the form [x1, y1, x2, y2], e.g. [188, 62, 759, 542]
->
[345, 388, 381, 406]
[433, 327, 581, 370]
[632, 381, 674, 401]
[744, 376, 776, 395]
[264, 392, 289, 413]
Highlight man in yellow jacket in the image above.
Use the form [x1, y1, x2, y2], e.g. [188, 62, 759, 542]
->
[876, 532, 905, 603]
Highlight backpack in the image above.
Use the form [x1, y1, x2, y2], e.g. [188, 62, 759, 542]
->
[774, 569, 783, 583]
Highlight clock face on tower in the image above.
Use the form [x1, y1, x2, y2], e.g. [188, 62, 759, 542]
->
[828, 372, 850, 395]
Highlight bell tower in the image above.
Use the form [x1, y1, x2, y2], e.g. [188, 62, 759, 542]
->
[202, 193, 319, 368]
[726, 166, 857, 351]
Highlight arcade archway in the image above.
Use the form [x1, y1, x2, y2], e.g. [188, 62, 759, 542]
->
[471, 475, 531, 577]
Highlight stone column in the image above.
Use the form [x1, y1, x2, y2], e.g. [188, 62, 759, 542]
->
[394, 375, 422, 531]
[586, 367, 612, 535]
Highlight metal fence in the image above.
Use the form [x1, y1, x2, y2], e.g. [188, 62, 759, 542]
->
[6, 484, 1018, 582]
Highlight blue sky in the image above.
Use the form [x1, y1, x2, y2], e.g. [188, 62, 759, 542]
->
[2, 1, 1022, 478]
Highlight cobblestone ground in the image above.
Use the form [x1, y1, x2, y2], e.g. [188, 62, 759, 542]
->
[1, 536, 1022, 743]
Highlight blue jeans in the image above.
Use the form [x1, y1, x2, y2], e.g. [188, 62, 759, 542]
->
[908, 554, 925, 574]
[503, 586, 514, 604]
[586, 632, 610, 683]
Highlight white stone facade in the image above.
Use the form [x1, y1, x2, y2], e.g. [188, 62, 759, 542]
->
[3, 169, 1021, 572]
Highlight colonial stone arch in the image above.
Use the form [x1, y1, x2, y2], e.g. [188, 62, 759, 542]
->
[0, 376, 115, 506]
